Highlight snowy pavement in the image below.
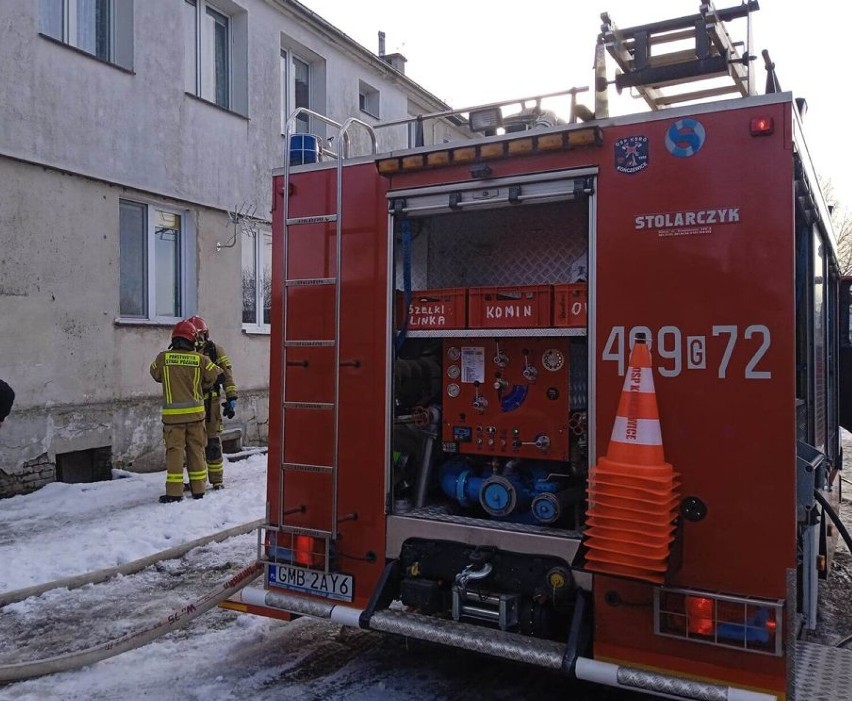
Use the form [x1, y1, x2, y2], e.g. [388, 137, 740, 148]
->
[0, 453, 643, 701]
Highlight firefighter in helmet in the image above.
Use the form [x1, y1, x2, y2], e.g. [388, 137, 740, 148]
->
[150, 320, 222, 503]
[187, 315, 238, 490]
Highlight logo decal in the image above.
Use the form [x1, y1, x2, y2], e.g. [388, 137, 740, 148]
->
[665, 118, 706, 158]
[614, 135, 649, 174]
[634, 207, 740, 238]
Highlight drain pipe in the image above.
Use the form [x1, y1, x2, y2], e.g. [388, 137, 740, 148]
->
[0, 561, 263, 682]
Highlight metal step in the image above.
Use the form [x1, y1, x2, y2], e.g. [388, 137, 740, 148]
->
[282, 401, 334, 410]
[287, 214, 338, 225]
[271, 524, 334, 539]
[795, 640, 852, 700]
[285, 340, 335, 347]
[282, 462, 334, 473]
[285, 277, 337, 287]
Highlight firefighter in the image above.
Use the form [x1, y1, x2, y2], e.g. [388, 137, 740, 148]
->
[150, 320, 222, 503]
[187, 315, 237, 490]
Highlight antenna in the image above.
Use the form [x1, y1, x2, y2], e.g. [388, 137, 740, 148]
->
[218, 201, 258, 251]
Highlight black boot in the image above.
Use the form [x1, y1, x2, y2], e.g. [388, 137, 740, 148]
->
[211, 484, 224, 491]
[159, 495, 183, 504]
[192, 493, 204, 500]
[183, 483, 191, 491]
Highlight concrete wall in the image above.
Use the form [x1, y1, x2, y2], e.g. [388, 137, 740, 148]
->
[0, 0, 462, 494]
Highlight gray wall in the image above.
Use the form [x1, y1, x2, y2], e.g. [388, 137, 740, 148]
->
[0, 0, 463, 490]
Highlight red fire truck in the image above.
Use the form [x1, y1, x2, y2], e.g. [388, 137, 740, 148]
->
[231, 4, 852, 699]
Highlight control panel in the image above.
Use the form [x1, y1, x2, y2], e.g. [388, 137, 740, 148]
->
[441, 338, 571, 460]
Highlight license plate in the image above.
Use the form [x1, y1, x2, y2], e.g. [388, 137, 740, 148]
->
[268, 564, 353, 602]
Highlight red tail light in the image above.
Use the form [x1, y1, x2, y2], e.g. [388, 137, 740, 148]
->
[749, 116, 774, 136]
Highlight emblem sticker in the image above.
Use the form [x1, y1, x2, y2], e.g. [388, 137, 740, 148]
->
[614, 135, 649, 174]
[665, 118, 706, 157]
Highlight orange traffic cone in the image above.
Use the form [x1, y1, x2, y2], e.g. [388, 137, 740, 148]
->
[584, 337, 679, 584]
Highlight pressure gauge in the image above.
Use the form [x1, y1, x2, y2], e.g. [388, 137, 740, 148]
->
[447, 383, 461, 398]
[447, 346, 461, 361]
[447, 364, 461, 379]
[542, 348, 565, 372]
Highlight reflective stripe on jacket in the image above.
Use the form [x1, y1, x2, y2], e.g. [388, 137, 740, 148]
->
[150, 351, 222, 424]
[203, 341, 238, 400]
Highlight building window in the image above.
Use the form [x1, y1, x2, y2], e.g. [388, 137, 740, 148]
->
[281, 51, 311, 133]
[185, 0, 245, 112]
[359, 80, 380, 118]
[40, 0, 134, 67]
[242, 225, 272, 329]
[119, 200, 193, 321]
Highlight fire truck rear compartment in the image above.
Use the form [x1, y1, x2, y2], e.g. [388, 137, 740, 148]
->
[387, 183, 591, 636]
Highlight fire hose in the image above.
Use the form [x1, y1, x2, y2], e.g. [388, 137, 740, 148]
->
[0, 518, 264, 608]
[0, 520, 265, 682]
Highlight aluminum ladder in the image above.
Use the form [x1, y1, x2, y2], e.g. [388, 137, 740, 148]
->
[275, 108, 377, 571]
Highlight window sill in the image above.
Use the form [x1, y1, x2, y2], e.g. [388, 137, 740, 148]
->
[185, 92, 249, 120]
[38, 33, 135, 74]
[242, 324, 271, 336]
[360, 109, 379, 120]
[114, 318, 181, 328]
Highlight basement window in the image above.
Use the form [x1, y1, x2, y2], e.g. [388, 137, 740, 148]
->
[56, 446, 112, 484]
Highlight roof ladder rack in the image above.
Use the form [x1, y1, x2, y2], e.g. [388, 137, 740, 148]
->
[599, 1, 759, 110]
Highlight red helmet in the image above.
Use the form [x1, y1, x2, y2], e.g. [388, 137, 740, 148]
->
[172, 320, 198, 344]
[186, 315, 209, 340]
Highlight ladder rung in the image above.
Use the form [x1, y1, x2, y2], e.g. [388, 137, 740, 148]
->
[287, 214, 337, 225]
[282, 462, 334, 473]
[285, 277, 337, 287]
[282, 401, 335, 410]
[273, 525, 333, 539]
[285, 340, 335, 347]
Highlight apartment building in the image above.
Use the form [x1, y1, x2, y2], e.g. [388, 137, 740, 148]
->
[0, 0, 465, 495]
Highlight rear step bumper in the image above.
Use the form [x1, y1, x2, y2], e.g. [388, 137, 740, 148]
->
[235, 586, 776, 701]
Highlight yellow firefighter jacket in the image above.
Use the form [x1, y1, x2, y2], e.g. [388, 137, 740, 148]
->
[150, 350, 222, 424]
[202, 340, 238, 399]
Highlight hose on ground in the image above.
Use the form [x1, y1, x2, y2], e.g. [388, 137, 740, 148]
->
[812, 490, 852, 649]
[0, 560, 263, 682]
[0, 518, 264, 608]
[814, 490, 852, 555]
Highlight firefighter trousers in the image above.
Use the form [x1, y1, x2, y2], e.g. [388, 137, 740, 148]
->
[163, 420, 207, 498]
[205, 394, 224, 487]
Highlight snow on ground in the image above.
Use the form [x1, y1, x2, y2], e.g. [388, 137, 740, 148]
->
[0, 453, 267, 593]
[5, 436, 852, 700]
[0, 451, 649, 701]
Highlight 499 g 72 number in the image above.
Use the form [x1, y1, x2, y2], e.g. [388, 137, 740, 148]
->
[602, 324, 772, 380]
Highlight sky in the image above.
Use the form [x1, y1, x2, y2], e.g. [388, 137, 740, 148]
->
[299, 0, 851, 213]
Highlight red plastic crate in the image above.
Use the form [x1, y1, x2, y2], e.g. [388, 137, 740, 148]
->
[553, 283, 588, 327]
[468, 285, 552, 329]
[396, 288, 467, 329]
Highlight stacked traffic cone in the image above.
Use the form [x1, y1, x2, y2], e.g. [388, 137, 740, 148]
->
[584, 337, 679, 584]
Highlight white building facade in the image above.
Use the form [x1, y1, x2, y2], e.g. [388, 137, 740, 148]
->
[0, 0, 465, 495]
